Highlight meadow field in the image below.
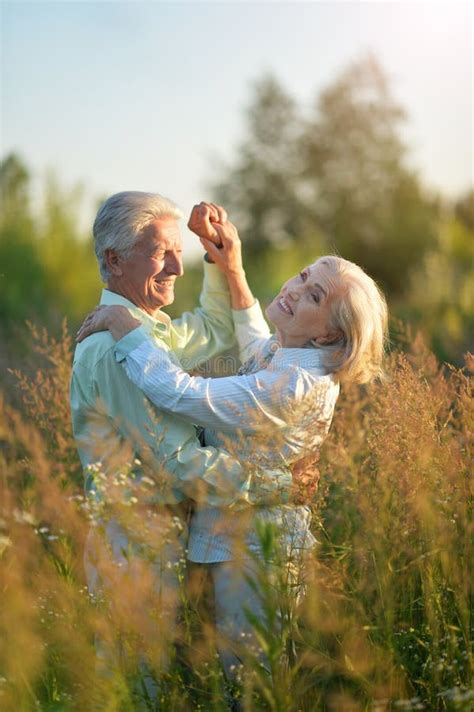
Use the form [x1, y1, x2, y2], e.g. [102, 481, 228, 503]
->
[0, 322, 471, 712]
[1, 51, 473, 712]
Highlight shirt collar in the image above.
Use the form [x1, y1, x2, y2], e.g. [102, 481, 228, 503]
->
[100, 289, 171, 338]
[267, 345, 327, 373]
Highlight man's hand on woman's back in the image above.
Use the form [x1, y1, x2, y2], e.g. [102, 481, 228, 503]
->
[290, 452, 321, 505]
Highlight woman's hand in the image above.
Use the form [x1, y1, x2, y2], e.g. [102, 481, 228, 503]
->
[76, 305, 142, 343]
[200, 220, 244, 277]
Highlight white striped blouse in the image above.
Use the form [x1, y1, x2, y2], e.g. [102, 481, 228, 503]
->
[114, 300, 340, 562]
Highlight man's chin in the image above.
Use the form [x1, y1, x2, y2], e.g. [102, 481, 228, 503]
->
[152, 285, 175, 305]
[151, 295, 174, 310]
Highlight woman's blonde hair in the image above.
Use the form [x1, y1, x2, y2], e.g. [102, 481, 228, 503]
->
[315, 255, 389, 385]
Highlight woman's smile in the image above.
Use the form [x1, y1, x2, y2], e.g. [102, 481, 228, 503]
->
[277, 295, 294, 315]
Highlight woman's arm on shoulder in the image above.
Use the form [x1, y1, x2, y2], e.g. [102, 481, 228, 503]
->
[114, 333, 298, 434]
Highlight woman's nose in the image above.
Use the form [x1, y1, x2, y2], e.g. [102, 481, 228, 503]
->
[288, 289, 300, 301]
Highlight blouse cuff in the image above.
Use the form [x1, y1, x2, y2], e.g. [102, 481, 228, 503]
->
[114, 326, 150, 363]
[232, 299, 265, 325]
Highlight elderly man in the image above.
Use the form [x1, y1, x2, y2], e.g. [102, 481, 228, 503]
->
[71, 193, 261, 498]
[70, 191, 292, 694]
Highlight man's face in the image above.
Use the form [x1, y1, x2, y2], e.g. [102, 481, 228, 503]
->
[108, 218, 184, 315]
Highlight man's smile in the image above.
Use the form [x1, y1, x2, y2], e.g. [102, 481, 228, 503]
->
[154, 279, 175, 287]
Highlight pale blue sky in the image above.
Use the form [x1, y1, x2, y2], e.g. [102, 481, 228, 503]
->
[1, 1, 472, 259]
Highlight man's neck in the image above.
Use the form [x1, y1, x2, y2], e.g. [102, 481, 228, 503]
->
[105, 282, 161, 319]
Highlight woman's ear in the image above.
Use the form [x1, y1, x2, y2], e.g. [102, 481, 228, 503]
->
[104, 249, 123, 277]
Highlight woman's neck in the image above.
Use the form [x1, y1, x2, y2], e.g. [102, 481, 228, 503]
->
[274, 329, 308, 348]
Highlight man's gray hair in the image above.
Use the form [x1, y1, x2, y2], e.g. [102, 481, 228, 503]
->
[93, 191, 183, 282]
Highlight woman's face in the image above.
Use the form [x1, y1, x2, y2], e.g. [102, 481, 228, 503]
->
[265, 259, 342, 347]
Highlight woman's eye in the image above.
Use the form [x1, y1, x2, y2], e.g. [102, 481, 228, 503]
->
[300, 271, 307, 282]
[312, 293, 320, 304]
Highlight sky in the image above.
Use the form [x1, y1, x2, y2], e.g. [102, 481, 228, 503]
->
[1, 0, 473, 260]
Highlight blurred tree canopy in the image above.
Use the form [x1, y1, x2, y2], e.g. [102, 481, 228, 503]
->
[211, 56, 472, 363]
[0, 155, 102, 343]
[402, 205, 474, 363]
[213, 56, 439, 297]
[0, 155, 48, 327]
[1, 56, 472, 367]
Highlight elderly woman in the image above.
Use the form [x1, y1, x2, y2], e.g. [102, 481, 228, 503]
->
[77, 217, 388, 681]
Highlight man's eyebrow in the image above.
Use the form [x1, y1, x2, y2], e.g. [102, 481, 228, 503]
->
[152, 241, 182, 250]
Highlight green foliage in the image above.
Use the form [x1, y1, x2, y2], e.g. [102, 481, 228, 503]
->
[400, 211, 474, 364]
[0, 155, 48, 327]
[214, 75, 315, 258]
[0, 154, 102, 342]
[37, 175, 102, 322]
[209, 57, 471, 365]
[212, 56, 438, 297]
[301, 55, 438, 295]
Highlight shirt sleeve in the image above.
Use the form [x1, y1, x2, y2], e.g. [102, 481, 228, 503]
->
[73, 346, 291, 507]
[114, 331, 321, 436]
[232, 299, 272, 363]
[169, 261, 235, 367]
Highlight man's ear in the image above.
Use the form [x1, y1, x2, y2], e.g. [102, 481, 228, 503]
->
[104, 249, 123, 277]
[313, 329, 344, 346]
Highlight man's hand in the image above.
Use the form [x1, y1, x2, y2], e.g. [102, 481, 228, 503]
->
[188, 202, 227, 246]
[290, 452, 321, 505]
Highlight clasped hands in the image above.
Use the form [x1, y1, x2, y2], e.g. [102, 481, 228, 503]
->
[188, 201, 244, 276]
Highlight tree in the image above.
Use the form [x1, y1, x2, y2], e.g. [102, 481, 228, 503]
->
[0, 154, 47, 329]
[401, 212, 474, 364]
[213, 75, 323, 254]
[0, 154, 102, 339]
[211, 75, 327, 302]
[455, 189, 474, 232]
[212, 57, 439, 298]
[301, 54, 438, 294]
[38, 174, 102, 322]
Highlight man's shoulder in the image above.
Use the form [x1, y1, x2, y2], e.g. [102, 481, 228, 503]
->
[72, 332, 116, 372]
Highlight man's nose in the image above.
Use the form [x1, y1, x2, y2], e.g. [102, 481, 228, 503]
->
[165, 252, 184, 277]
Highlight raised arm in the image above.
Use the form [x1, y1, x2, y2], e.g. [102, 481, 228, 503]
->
[170, 204, 260, 367]
[195, 216, 272, 362]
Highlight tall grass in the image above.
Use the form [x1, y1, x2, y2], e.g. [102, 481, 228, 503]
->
[0, 324, 471, 711]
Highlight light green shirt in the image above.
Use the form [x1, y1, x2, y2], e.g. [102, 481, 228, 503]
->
[70, 261, 291, 507]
